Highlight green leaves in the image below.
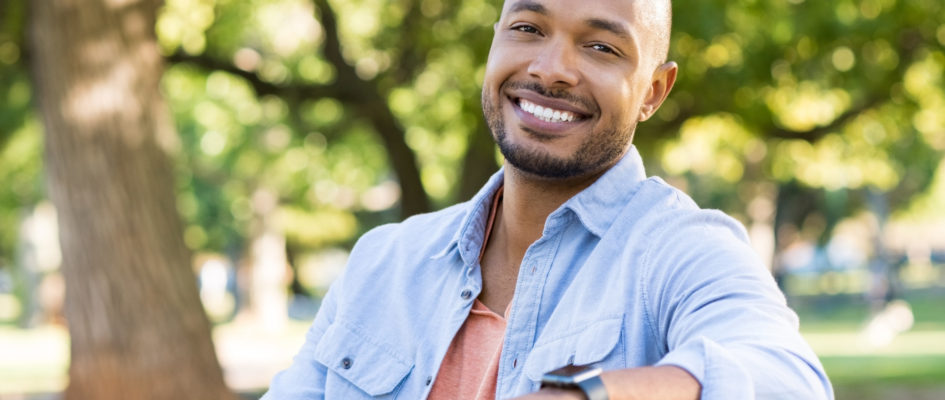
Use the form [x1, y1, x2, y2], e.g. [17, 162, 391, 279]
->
[1, 0, 943, 264]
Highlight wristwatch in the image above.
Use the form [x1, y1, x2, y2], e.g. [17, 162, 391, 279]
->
[540, 364, 609, 400]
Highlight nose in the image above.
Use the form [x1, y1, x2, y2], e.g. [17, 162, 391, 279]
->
[527, 39, 580, 88]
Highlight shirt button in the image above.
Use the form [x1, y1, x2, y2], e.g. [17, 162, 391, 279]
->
[341, 357, 353, 369]
[425, 376, 433, 386]
[512, 358, 518, 368]
[461, 289, 472, 300]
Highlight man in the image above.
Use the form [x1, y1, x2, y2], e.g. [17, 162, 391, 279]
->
[264, 0, 834, 398]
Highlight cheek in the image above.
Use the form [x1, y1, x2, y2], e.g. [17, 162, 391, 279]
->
[483, 44, 530, 84]
[600, 80, 639, 121]
[482, 59, 504, 96]
[483, 44, 509, 79]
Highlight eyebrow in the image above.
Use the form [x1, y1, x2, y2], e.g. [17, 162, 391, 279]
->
[507, 1, 632, 41]
[508, 0, 547, 15]
[586, 18, 632, 40]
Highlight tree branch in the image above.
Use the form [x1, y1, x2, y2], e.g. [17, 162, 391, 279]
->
[768, 96, 884, 141]
[312, 0, 430, 216]
[768, 29, 922, 142]
[164, 51, 351, 101]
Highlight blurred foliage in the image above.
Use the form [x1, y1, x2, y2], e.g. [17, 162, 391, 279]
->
[0, 0, 42, 267]
[0, 0, 943, 270]
[648, 0, 945, 226]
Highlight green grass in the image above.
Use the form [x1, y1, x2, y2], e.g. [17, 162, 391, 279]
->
[794, 288, 945, 399]
[821, 354, 945, 384]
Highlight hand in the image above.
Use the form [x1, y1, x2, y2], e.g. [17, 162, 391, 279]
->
[509, 387, 586, 400]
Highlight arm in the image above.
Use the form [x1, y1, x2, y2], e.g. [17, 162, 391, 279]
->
[516, 211, 832, 400]
[647, 212, 832, 399]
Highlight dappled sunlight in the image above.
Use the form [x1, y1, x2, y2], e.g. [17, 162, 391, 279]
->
[257, 0, 322, 57]
[701, 34, 744, 69]
[157, 0, 215, 54]
[764, 81, 851, 133]
[771, 134, 900, 190]
[660, 113, 753, 182]
[64, 53, 152, 145]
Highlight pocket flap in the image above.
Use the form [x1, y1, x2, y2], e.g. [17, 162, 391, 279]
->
[524, 317, 623, 381]
[313, 322, 414, 396]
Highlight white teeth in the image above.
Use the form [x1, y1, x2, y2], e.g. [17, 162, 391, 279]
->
[519, 99, 577, 123]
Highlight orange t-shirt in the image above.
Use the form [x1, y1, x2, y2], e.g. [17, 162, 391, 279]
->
[428, 187, 506, 400]
[427, 299, 508, 399]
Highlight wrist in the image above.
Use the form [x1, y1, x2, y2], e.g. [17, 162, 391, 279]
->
[540, 364, 608, 400]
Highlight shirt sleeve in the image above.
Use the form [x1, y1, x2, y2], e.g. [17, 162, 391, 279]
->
[260, 273, 340, 399]
[646, 210, 834, 400]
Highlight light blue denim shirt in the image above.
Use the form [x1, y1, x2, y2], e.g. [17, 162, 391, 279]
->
[263, 146, 833, 400]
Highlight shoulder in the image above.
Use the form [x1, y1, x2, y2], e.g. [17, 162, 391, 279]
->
[632, 177, 750, 246]
[351, 200, 470, 257]
[336, 200, 472, 289]
[625, 178, 762, 281]
[326, 201, 471, 314]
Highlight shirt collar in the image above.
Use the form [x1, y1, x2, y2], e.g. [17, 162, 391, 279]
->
[433, 167, 505, 265]
[433, 145, 648, 264]
[554, 145, 648, 238]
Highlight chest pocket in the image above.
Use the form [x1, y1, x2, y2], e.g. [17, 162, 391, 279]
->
[523, 317, 626, 382]
[313, 321, 414, 398]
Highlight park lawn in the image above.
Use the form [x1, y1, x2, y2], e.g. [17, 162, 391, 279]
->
[824, 354, 945, 400]
[795, 288, 945, 399]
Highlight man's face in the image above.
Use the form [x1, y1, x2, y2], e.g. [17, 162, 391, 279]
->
[482, 0, 671, 180]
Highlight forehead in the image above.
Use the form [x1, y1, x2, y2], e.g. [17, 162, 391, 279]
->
[501, 0, 638, 22]
[500, 0, 665, 40]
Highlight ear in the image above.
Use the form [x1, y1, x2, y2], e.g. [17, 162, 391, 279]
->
[638, 61, 678, 122]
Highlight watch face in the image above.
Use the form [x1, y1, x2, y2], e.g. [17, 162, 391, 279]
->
[542, 364, 608, 400]
[549, 364, 591, 377]
[543, 364, 603, 385]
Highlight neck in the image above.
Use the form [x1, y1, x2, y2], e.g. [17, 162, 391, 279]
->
[496, 166, 604, 258]
[474, 164, 606, 315]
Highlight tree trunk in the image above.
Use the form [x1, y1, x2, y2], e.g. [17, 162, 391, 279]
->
[29, 0, 236, 398]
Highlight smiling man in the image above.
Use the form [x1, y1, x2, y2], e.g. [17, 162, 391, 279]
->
[263, 0, 834, 399]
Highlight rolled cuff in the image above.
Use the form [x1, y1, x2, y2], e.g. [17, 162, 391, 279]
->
[656, 336, 754, 400]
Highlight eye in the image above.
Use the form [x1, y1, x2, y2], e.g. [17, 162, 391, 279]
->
[589, 43, 618, 55]
[511, 24, 540, 34]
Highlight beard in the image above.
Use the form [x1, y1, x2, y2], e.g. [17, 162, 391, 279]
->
[481, 80, 636, 180]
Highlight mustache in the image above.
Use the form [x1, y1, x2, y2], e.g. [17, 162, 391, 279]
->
[503, 80, 598, 114]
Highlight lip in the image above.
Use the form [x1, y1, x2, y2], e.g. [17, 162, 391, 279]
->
[504, 90, 594, 136]
[509, 89, 593, 117]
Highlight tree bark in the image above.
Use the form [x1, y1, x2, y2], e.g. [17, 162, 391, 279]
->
[29, 0, 236, 398]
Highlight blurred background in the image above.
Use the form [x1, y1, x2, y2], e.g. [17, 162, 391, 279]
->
[1, 0, 944, 398]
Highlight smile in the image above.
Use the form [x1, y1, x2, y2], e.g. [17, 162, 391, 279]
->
[518, 99, 578, 123]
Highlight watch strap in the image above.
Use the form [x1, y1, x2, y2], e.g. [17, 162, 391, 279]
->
[540, 365, 609, 400]
[574, 374, 608, 400]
